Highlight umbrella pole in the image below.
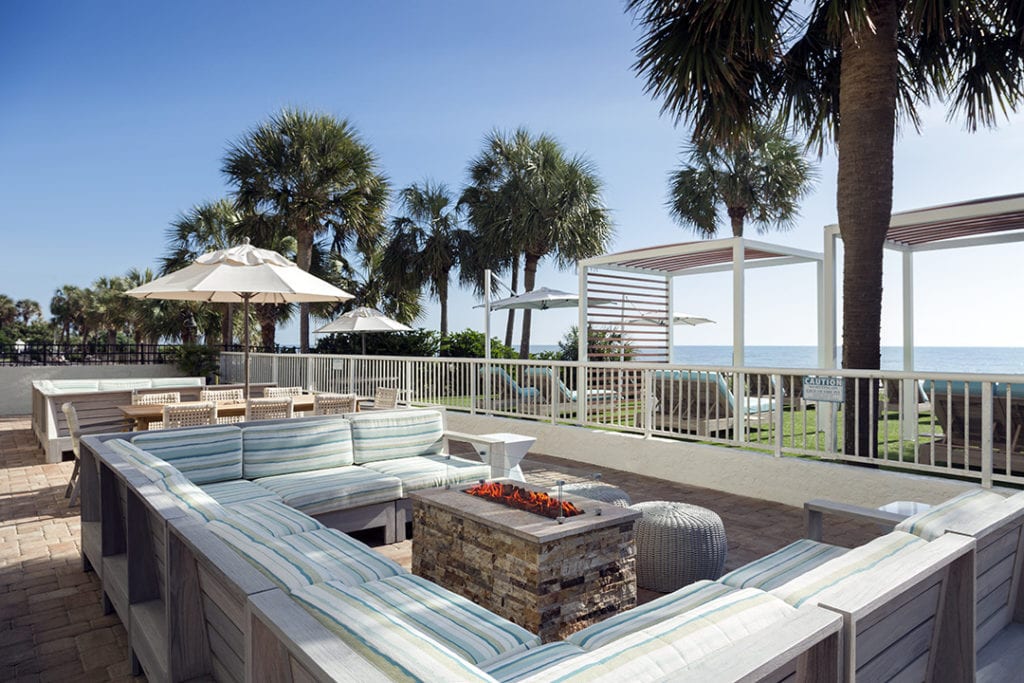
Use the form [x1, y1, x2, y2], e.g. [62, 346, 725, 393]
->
[243, 295, 251, 398]
[361, 333, 366, 355]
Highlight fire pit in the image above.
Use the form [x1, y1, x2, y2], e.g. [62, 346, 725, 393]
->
[411, 483, 639, 642]
[464, 482, 584, 519]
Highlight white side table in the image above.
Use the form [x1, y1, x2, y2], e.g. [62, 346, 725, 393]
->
[478, 432, 535, 482]
[879, 501, 931, 516]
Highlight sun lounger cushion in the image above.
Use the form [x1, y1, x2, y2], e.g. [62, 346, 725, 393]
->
[295, 574, 539, 667]
[525, 589, 796, 683]
[105, 438, 179, 482]
[895, 488, 1007, 541]
[241, 419, 355, 478]
[254, 466, 403, 515]
[565, 580, 734, 651]
[199, 479, 280, 505]
[360, 455, 491, 492]
[719, 539, 849, 591]
[349, 410, 446, 464]
[770, 531, 927, 608]
[221, 499, 324, 537]
[131, 426, 243, 484]
[483, 642, 586, 683]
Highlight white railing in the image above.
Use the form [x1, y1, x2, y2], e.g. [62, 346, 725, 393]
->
[220, 352, 1024, 488]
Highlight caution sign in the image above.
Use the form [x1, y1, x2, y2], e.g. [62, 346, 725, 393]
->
[802, 376, 844, 403]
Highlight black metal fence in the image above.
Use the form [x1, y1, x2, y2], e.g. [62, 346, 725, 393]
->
[0, 343, 295, 367]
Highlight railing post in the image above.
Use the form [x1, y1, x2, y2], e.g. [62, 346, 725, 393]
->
[576, 362, 586, 425]
[550, 364, 558, 425]
[469, 360, 477, 415]
[642, 369, 652, 438]
[733, 371, 745, 441]
[404, 362, 412, 406]
[348, 356, 356, 394]
[305, 355, 314, 392]
[982, 381, 994, 488]
[774, 373, 784, 458]
[272, 355, 279, 388]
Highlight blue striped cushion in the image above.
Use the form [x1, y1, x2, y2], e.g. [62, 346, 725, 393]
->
[349, 410, 445, 464]
[277, 528, 406, 583]
[529, 590, 796, 682]
[895, 489, 1006, 541]
[361, 455, 491, 492]
[483, 642, 585, 682]
[131, 426, 243, 484]
[207, 519, 337, 591]
[221, 499, 323, 537]
[105, 439, 179, 482]
[292, 580, 498, 682]
[152, 473, 229, 522]
[770, 531, 927, 608]
[200, 479, 280, 505]
[241, 419, 354, 478]
[566, 580, 734, 651]
[255, 466, 403, 515]
[719, 539, 849, 591]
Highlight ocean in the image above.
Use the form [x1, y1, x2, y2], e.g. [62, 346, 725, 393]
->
[530, 345, 1024, 375]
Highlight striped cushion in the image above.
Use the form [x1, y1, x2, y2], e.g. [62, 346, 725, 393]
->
[527, 589, 795, 682]
[221, 499, 324, 538]
[207, 519, 337, 591]
[361, 455, 491, 492]
[566, 580, 734, 651]
[152, 473, 229, 522]
[719, 539, 849, 591]
[105, 439, 179, 482]
[770, 531, 927, 608]
[349, 410, 445, 464]
[241, 419, 354, 478]
[483, 642, 585, 682]
[255, 466, 403, 515]
[278, 528, 406, 583]
[895, 489, 1006, 541]
[151, 377, 205, 388]
[132, 426, 243, 484]
[200, 479, 280, 505]
[47, 380, 100, 392]
[98, 378, 154, 391]
[292, 580, 499, 683]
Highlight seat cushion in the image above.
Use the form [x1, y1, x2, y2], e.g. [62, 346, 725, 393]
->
[719, 539, 849, 591]
[526, 589, 796, 683]
[360, 455, 490, 492]
[483, 642, 585, 683]
[241, 419, 354, 478]
[131, 426, 243, 484]
[895, 489, 1007, 541]
[221, 499, 324, 538]
[349, 410, 445, 464]
[277, 528, 406, 583]
[200, 479, 280, 505]
[770, 531, 927, 608]
[255, 466, 403, 515]
[565, 580, 734, 651]
[105, 439, 179, 482]
[152, 473, 229, 523]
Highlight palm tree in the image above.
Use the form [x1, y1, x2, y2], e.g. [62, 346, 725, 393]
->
[669, 123, 815, 237]
[0, 295, 16, 329]
[463, 128, 614, 358]
[49, 286, 76, 343]
[15, 299, 41, 325]
[223, 109, 390, 352]
[382, 181, 471, 337]
[627, 0, 1024, 455]
[92, 276, 131, 346]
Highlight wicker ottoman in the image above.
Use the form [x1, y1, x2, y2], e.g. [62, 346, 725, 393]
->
[551, 482, 632, 508]
[632, 501, 727, 592]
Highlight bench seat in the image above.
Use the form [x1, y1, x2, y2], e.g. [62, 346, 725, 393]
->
[200, 479, 280, 505]
[254, 466, 404, 516]
[719, 538, 849, 591]
[360, 454, 491, 492]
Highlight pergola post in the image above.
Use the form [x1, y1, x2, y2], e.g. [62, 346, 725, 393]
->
[822, 226, 839, 453]
[666, 275, 675, 360]
[577, 264, 588, 421]
[732, 239, 746, 437]
[901, 250, 917, 439]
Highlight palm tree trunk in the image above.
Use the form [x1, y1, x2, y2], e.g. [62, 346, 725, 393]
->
[439, 276, 449, 338]
[222, 303, 233, 349]
[838, 0, 899, 458]
[504, 256, 519, 349]
[519, 252, 540, 359]
[727, 207, 745, 237]
[295, 226, 315, 353]
[258, 305, 277, 349]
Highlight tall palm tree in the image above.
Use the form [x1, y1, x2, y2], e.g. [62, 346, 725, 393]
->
[463, 129, 614, 358]
[223, 109, 390, 352]
[0, 295, 16, 329]
[669, 123, 816, 237]
[15, 299, 41, 325]
[627, 0, 1024, 455]
[382, 181, 471, 337]
[49, 286, 76, 343]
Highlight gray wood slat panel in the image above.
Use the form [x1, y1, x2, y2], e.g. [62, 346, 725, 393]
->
[978, 553, 1016, 602]
[198, 564, 246, 628]
[886, 650, 930, 683]
[857, 617, 935, 682]
[130, 599, 168, 683]
[202, 594, 244, 662]
[977, 525, 1020, 574]
[211, 657, 238, 683]
[102, 554, 129, 621]
[978, 578, 1013, 626]
[857, 582, 940, 665]
[207, 623, 243, 683]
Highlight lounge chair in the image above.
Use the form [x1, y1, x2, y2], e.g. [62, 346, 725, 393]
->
[521, 366, 618, 416]
[748, 373, 805, 408]
[648, 370, 774, 436]
[477, 366, 542, 414]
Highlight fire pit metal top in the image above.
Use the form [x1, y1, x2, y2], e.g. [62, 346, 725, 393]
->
[464, 482, 584, 519]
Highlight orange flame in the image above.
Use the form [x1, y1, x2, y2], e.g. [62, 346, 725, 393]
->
[464, 482, 584, 519]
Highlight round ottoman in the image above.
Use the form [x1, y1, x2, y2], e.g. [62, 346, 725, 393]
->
[632, 501, 727, 592]
[552, 482, 632, 508]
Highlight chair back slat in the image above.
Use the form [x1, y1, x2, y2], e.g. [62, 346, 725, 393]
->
[374, 387, 399, 410]
[162, 402, 218, 429]
[245, 397, 294, 422]
[313, 393, 357, 415]
[200, 388, 245, 403]
[265, 386, 304, 398]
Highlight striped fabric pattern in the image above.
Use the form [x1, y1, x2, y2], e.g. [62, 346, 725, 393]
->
[483, 642, 585, 683]
[349, 410, 445, 464]
[895, 489, 1007, 541]
[152, 473, 229, 522]
[277, 528, 406, 584]
[131, 426, 243, 484]
[527, 589, 795, 683]
[206, 519, 337, 591]
[241, 419, 354, 478]
[105, 439, 179, 482]
[221, 499, 324, 537]
[719, 539, 850, 591]
[361, 455, 491, 492]
[254, 466, 403, 516]
[770, 531, 927, 608]
[565, 580, 735, 651]
[200, 479, 280, 505]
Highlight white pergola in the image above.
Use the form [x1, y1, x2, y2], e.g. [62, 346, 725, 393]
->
[577, 237, 825, 364]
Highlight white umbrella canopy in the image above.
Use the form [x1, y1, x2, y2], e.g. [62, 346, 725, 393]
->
[126, 239, 353, 395]
[483, 287, 615, 311]
[314, 307, 411, 354]
[626, 311, 716, 327]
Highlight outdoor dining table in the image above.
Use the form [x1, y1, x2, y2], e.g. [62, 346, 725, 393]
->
[118, 394, 319, 431]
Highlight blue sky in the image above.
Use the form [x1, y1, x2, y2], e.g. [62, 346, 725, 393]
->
[3, 1, 1023, 349]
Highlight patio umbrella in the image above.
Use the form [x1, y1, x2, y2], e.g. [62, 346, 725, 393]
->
[126, 238, 353, 396]
[626, 311, 716, 327]
[482, 287, 614, 311]
[314, 307, 411, 354]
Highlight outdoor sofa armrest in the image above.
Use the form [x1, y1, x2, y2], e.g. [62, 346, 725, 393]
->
[441, 431, 512, 462]
[804, 499, 909, 541]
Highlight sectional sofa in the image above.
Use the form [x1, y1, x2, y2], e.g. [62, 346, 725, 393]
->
[80, 408, 992, 681]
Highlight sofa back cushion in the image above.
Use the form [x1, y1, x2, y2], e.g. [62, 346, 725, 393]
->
[132, 425, 243, 484]
[151, 377, 206, 388]
[349, 410, 445, 464]
[105, 439, 180, 482]
[241, 419, 354, 478]
[895, 488, 1006, 541]
[45, 379, 101, 393]
[152, 473, 229, 523]
[98, 378, 154, 391]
